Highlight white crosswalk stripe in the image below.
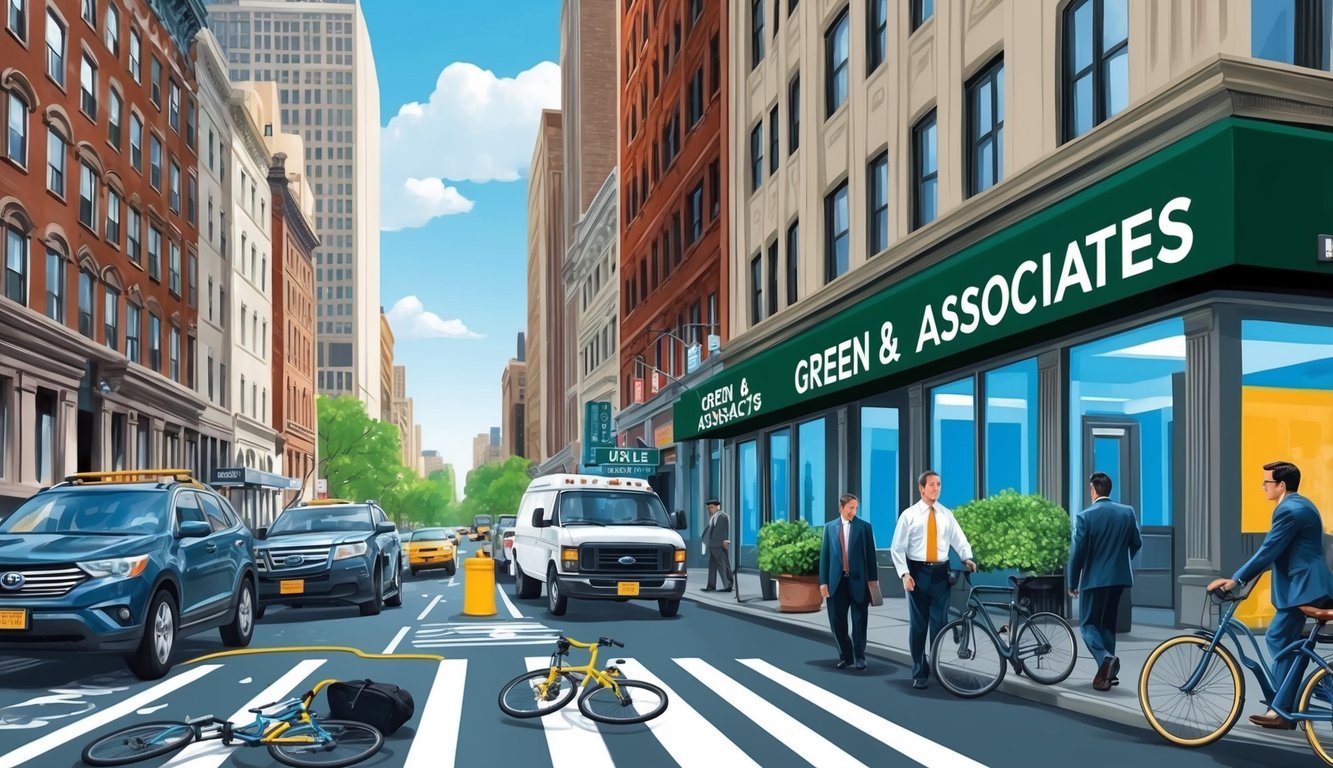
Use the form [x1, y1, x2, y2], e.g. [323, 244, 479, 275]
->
[614, 659, 760, 768]
[403, 659, 467, 768]
[523, 656, 615, 768]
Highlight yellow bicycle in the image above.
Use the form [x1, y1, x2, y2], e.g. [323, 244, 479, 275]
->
[497, 635, 668, 724]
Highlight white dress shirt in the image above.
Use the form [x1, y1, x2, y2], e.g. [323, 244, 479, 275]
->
[890, 499, 974, 578]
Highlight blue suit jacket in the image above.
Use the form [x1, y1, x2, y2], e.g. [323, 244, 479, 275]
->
[1234, 493, 1333, 610]
[819, 517, 879, 603]
[1067, 498, 1142, 591]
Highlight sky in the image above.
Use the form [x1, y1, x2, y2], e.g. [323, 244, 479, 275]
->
[361, 0, 562, 487]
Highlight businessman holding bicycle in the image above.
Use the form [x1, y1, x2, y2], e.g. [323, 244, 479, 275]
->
[1209, 461, 1333, 730]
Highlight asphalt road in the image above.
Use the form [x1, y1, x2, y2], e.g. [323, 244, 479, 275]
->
[0, 540, 1311, 767]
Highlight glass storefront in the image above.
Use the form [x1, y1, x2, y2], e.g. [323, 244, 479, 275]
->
[738, 439, 759, 569]
[984, 359, 1038, 495]
[930, 377, 976, 510]
[796, 418, 826, 525]
[859, 406, 900, 548]
[769, 429, 791, 526]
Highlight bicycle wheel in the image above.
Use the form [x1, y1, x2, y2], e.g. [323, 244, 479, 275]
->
[932, 617, 1006, 698]
[1297, 666, 1333, 765]
[498, 669, 579, 718]
[268, 720, 383, 768]
[578, 679, 668, 725]
[1014, 612, 1077, 685]
[1139, 635, 1245, 747]
[81, 721, 196, 766]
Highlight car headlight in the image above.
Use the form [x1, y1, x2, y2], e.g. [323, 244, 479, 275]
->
[78, 555, 150, 580]
[333, 542, 369, 561]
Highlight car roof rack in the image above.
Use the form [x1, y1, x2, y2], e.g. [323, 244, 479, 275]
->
[64, 469, 202, 487]
[299, 498, 356, 506]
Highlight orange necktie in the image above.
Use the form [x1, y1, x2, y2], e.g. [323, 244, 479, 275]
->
[926, 505, 937, 562]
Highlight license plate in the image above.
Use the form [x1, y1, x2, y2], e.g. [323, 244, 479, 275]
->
[617, 582, 640, 597]
[279, 580, 305, 595]
[0, 609, 28, 630]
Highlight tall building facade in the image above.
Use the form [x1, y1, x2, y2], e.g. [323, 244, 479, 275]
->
[206, 0, 382, 417]
[390, 364, 416, 470]
[569, 172, 619, 447]
[0, 0, 208, 513]
[471, 430, 502, 471]
[378, 306, 391, 420]
[501, 332, 527, 460]
[618, 0, 730, 513]
[525, 109, 563, 467]
[421, 448, 443, 478]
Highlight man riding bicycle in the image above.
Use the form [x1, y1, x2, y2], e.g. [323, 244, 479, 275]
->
[1208, 460, 1333, 730]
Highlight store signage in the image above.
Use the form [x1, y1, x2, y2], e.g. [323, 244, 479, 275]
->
[582, 401, 614, 465]
[686, 343, 702, 373]
[584, 463, 654, 478]
[591, 447, 660, 466]
[212, 468, 246, 486]
[1319, 234, 1333, 263]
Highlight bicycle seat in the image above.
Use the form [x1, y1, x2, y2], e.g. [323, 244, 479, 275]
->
[1300, 605, 1333, 622]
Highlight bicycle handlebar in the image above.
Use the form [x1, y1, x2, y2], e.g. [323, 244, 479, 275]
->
[556, 635, 623, 650]
[599, 637, 624, 648]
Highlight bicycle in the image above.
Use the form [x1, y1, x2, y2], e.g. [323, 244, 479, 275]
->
[80, 679, 383, 768]
[497, 635, 669, 724]
[1139, 579, 1333, 763]
[931, 570, 1078, 698]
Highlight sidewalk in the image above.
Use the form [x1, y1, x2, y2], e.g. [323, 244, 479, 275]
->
[682, 568, 1307, 755]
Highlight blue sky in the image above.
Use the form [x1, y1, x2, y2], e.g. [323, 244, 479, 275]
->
[362, 1, 561, 486]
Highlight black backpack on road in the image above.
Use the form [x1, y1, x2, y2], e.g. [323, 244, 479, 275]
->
[325, 679, 415, 736]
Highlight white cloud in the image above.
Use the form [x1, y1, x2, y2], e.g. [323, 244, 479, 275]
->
[387, 296, 483, 340]
[380, 60, 561, 231]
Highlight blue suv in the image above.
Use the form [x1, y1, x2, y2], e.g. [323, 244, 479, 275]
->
[0, 471, 258, 679]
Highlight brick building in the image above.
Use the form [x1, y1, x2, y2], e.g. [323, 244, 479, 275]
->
[0, 0, 206, 512]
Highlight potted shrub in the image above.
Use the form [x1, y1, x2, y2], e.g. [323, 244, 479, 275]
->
[757, 519, 824, 613]
[953, 490, 1072, 618]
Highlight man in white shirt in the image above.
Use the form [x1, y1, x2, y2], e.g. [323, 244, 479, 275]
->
[890, 470, 976, 689]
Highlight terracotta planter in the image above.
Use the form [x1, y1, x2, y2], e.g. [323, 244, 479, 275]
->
[776, 574, 823, 613]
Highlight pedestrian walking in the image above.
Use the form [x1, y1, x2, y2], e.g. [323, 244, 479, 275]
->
[819, 494, 879, 670]
[701, 499, 732, 591]
[891, 471, 976, 689]
[1209, 461, 1333, 729]
[1067, 472, 1142, 691]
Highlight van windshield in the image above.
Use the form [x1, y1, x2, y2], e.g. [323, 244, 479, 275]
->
[557, 491, 671, 527]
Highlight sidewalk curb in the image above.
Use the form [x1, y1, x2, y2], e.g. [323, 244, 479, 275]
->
[685, 592, 1308, 756]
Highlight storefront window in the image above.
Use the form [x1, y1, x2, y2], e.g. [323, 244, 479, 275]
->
[984, 358, 1038, 495]
[860, 407, 900, 547]
[708, 440, 720, 501]
[797, 417, 826, 526]
[738, 439, 759, 568]
[931, 378, 976, 510]
[769, 429, 791, 524]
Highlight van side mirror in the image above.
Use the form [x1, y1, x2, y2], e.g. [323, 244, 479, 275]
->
[254, 527, 268, 540]
[673, 510, 687, 530]
[532, 508, 549, 528]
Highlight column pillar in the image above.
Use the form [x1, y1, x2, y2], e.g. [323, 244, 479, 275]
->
[1037, 350, 1065, 504]
[59, 390, 78, 478]
[16, 379, 37, 485]
[150, 418, 166, 468]
[98, 405, 113, 471]
[908, 383, 925, 483]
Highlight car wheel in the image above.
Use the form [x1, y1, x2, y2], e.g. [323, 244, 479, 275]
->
[220, 578, 256, 647]
[254, 603, 267, 620]
[385, 560, 403, 607]
[126, 591, 177, 680]
[547, 565, 568, 617]
[360, 568, 383, 617]
[410, 567, 419, 577]
[658, 598, 681, 618]
[444, 560, 457, 577]
[514, 563, 540, 600]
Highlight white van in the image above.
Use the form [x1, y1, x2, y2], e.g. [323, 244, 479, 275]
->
[511, 474, 688, 617]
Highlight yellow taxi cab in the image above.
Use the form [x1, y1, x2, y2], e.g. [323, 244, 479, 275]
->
[407, 527, 457, 576]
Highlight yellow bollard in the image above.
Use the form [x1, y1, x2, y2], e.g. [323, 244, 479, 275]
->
[462, 548, 497, 616]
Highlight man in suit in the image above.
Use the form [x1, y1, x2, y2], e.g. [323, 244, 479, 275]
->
[1210, 461, 1333, 729]
[819, 494, 879, 670]
[1068, 472, 1143, 691]
[701, 499, 732, 591]
[890, 471, 976, 689]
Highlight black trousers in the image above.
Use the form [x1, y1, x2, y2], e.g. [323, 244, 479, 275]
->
[827, 578, 869, 663]
[705, 545, 732, 589]
[907, 563, 951, 681]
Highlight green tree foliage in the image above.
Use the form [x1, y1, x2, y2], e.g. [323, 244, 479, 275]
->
[757, 519, 822, 576]
[459, 456, 534, 521]
[953, 490, 1072, 574]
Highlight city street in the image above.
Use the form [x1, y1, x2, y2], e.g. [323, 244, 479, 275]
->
[0, 541, 1303, 768]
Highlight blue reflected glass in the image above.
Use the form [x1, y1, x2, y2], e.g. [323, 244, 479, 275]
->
[985, 358, 1038, 496]
[770, 429, 791, 524]
[1106, 49, 1129, 118]
[1251, 0, 1295, 64]
[798, 418, 826, 525]
[1073, 0, 1093, 70]
[1073, 74, 1094, 138]
[931, 378, 975, 510]
[860, 407, 900, 550]
[1102, 0, 1129, 48]
[739, 440, 759, 566]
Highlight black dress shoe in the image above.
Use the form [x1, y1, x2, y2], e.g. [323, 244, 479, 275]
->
[912, 679, 928, 689]
[836, 660, 851, 669]
[854, 659, 866, 671]
[700, 587, 715, 592]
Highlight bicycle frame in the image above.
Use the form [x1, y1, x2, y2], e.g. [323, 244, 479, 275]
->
[199, 678, 342, 747]
[545, 637, 624, 694]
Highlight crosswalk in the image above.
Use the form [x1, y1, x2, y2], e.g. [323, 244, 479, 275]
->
[0, 654, 992, 768]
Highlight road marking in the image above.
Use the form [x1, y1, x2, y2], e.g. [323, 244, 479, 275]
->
[412, 621, 558, 648]
[615, 659, 759, 768]
[0, 664, 222, 768]
[496, 584, 523, 619]
[675, 658, 867, 768]
[402, 659, 466, 768]
[160, 659, 327, 768]
[417, 595, 443, 621]
[383, 626, 411, 654]
[524, 656, 614, 768]
[740, 659, 990, 767]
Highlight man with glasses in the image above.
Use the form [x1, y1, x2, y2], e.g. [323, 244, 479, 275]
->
[1209, 461, 1333, 729]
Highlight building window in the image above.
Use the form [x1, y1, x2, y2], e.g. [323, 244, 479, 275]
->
[6, 0, 23, 42]
[868, 0, 887, 71]
[749, 122, 763, 191]
[766, 240, 778, 317]
[126, 302, 140, 362]
[150, 57, 161, 106]
[860, 406, 901, 541]
[1252, 0, 1332, 70]
[148, 313, 161, 370]
[1063, 0, 1129, 142]
[128, 29, 140, 81]
[798, 417, 827, 525]
[3, 224, 26, 305]
[147, 225, 160, 279]
[149, 134, 161, 189]
[80, 0, 93, 25]
[168, 81, 180, 133]
[825, 9, 850, 118]
[77, 269, 94, 338]
[46, 126, 65, 194]
[187, 252, 196, 306]
[768, 105, 779, 173]
[79, 54, 97, 117]
[45, 10, 64, 85]
[107, 89, 122, 148]
[169, 160, 180, 212]
[169, 326, 179, 381]
[129, 113, 141, 170]
[751, 0, 765, 68]
[6, 91, 26, 165]
[738, 439, 759, 566]
[983, 358, 1039, 496]
[912, 0, 934, 31]
[126, 208, 140, 263]
[788, 73, 799, 154]
[105, 188, 120, 243]
[710, 34, 720, 93]
[868, 151, 888, 255]
[750, 252, 763, 324]
[44, 247, 63, 321]
[708, 159, 720, 219]
[786, 220, 798, 306]
[687, 182, 703, 243]
[824, 180, 849, 283]
[168, 241, 180, 296]
[78, 161, 97, 228]
[912, 110, 938, 229]
[34, 388, 55, 484]
[687, 67, 704, 127]
[930, 376, 976, 509]
[104, 285, 118, 350]
[104, 4, 118, 54]
[967, 57, 1005, 197]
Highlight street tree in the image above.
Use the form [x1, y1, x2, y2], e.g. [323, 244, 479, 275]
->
[460, 456, 533, 521]
[316, 396, 404, 504]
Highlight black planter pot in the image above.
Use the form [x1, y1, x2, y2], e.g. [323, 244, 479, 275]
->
[1016, 574, 1068, 619]
[759, 570, 777, 600]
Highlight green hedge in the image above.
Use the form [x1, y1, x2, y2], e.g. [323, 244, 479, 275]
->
[953, 490, 1071, 575]
[757, 519, 822, 576]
